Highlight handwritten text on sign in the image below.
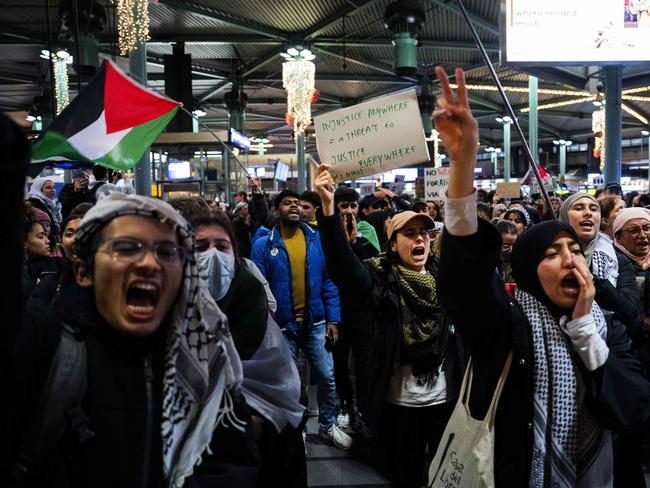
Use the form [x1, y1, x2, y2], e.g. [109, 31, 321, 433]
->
[314, 90, 430, 183]
[424, 167, 450, 200]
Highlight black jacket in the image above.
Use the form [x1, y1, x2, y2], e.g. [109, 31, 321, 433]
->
[21, 257, 64, 307]
[594, 249, 643, 337]
[58, 184, 94, 219]
[438, 220, 650, 486]
[317, 212, 464, 462]
[7, 282, 260, 488]
[232, 216, 253, 259]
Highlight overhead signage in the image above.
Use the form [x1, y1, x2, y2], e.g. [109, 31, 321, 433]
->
[229, 128, 251, 151]
[503, 0, 650, 64]
[314, 89, 430, 183]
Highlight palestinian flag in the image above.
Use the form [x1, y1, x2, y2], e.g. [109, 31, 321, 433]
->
[31, 59, 180, 171]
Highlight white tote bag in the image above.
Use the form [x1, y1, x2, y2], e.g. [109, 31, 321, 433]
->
[427, 352, 513, 488]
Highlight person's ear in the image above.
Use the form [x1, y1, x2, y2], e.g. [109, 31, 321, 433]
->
[601, 217, 609, 228]
[390, 239, 397, 253]
[73, 260, 94, 287]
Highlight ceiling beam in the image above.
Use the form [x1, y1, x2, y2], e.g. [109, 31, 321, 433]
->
[314, 38, 499, 51]
[305, 0, 386, 40]
[3, 34, 498, 52]
[314, 46, 416, 79]
[520, 67, 587, 91]
[241, 47, 284, 78]
[197, 79, 231, 103]
[428, 0, 499, 37]
[246, 73, 415, 84]
[156, 0, 289, 40]
[623, 71, 650, 89]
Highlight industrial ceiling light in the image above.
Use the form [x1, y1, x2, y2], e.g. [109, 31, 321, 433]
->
[642, 129, 650, 136]
[384, 0, 425, 76]
[192, 108, 207, 117]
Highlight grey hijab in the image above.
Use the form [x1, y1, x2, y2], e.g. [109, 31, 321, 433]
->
[558, 193, 600, 266]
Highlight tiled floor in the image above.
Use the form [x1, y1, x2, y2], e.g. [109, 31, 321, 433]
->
[305, 416, 389, 488]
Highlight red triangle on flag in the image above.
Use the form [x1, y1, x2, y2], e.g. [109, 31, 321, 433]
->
[104, 60, 180, 134]
[537, 164, 549, 179]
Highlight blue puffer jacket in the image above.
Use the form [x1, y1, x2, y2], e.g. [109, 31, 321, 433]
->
[251, 224, 340, 332]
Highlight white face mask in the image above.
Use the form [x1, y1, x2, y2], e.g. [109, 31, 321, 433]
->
[197, 247, 236, 301]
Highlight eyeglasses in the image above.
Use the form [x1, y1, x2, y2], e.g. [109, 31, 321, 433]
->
[100, 237, 186, 266]
[621, 224, 650, 237]
[338, 202, 358, 209]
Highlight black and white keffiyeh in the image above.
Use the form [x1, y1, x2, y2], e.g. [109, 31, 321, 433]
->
[76, 193, 243, 488]
[515, 288, 612, 488]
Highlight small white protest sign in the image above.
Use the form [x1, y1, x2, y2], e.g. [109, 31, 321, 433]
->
[314, 89, 430, 183]
[424, 167, 450, 200]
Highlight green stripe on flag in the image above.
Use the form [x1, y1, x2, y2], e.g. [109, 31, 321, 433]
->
[31, 131, 95, 164]
[95, 108, 179, 171]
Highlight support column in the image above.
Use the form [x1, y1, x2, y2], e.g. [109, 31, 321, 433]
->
[223, 150, 232, 204]
[604, 66, 623, 184]
[559, 144, 567, 180]
[296, 132, 306, 193]
[129, 42, 151, 196]
[503, 121, 511, 182]
[528, 76, 538, 164]
[224, 82, 247, 204]
[644, 130, 650, 187]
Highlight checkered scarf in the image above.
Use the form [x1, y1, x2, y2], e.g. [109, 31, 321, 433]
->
[76, 193, 243, 488]
[515, 288, 612, 488]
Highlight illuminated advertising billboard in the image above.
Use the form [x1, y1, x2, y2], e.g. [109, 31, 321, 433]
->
[502, 0, 650, 64]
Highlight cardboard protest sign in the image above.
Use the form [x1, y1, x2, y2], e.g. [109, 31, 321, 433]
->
[424, 167, 450, 200]
[495, 182, 521, 199]
[314, 90, 430, 183]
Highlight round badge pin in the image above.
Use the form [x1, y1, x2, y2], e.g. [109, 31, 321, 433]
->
[270, 247, 278, 256]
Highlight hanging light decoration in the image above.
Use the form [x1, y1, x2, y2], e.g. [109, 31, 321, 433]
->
[41, 49, 73, 114]
[282, 46, 316, 138]
[116, 0, 150, 55]
[592, 104, 606, 170]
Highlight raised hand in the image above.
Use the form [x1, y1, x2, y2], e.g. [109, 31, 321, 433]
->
[434, 66, 479, 199]
[571, 256, 595, 321]
[315, 163, 335, 216]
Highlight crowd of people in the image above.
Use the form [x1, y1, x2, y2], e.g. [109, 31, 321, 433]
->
[4, 67, 650, 488]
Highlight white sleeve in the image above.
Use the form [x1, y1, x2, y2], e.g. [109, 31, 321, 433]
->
[561, 314, 610, 371]
[444, 190, 478, 236]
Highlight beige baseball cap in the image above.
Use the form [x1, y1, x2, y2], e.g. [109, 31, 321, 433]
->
[386, 211, 435, 240]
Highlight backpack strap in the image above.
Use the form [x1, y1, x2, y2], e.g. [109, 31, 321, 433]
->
[8, 322, 91, 487]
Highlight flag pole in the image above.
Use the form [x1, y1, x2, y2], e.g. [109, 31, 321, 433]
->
[454, 0, 556, 221]
[179, 106, 253, 178]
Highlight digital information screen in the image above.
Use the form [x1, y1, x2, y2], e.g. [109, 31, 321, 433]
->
[502, 0, 650, 64]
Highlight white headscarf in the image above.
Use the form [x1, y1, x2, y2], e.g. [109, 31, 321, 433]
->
[28, 176, 62, 224]
[75, 193, 243, 488]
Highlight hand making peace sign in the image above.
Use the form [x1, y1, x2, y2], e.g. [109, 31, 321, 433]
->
[433, 66, 479, 199]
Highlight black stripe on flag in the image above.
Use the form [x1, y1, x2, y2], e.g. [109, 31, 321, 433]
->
[47, 62, 106, 139]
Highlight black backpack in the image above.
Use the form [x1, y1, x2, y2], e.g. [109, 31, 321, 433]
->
[8, 323, 93, 488]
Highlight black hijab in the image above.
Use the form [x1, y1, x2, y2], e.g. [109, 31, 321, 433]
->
[511, 220, 583, 317]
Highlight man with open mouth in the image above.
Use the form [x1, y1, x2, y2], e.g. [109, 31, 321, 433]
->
[251, 190, 351, 451]
[7, 193, 260, 488]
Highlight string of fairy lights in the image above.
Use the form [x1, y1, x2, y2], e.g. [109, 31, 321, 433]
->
[115, 0, 150, 55]
[282, 47, 317, 139]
